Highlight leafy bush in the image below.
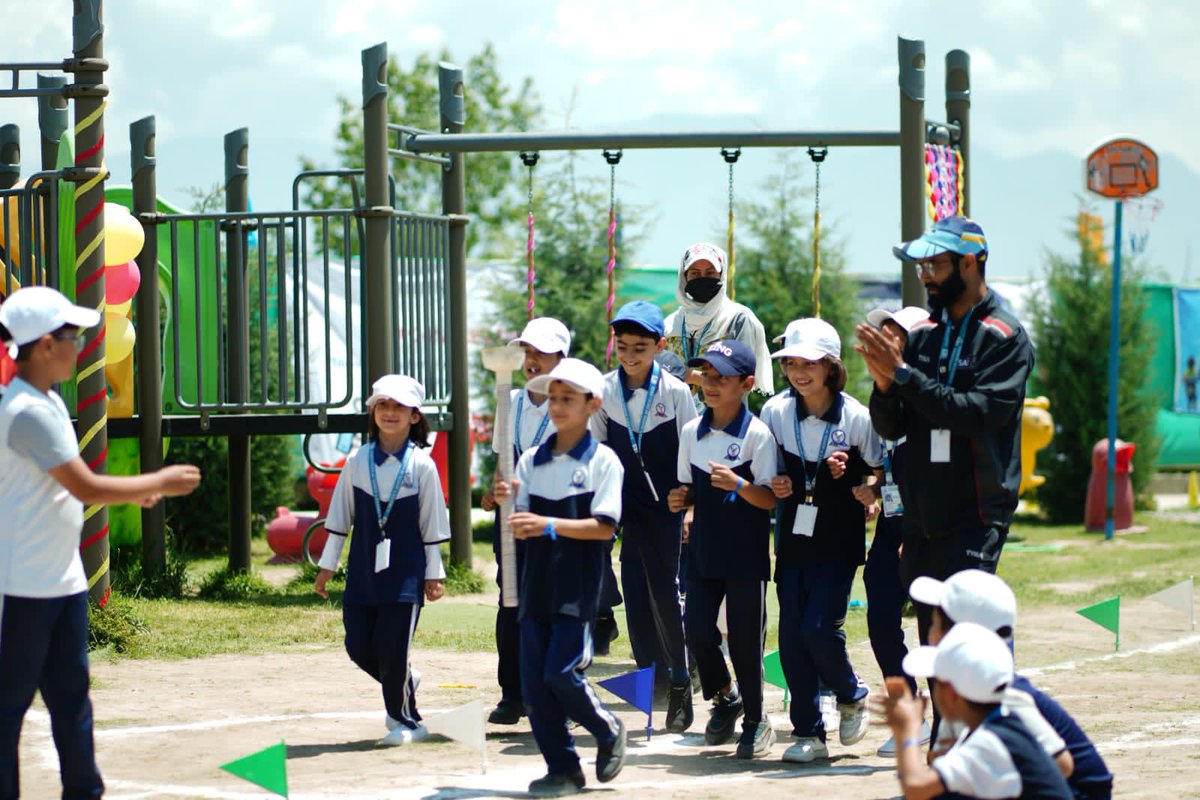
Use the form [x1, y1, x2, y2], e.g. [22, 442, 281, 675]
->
[111, 540, 190, 599]
[197, 567, 277, 601]
[444, 557, 486, 596]
[88, 593, 147, 654]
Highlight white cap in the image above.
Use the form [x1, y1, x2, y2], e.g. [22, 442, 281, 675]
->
[681, 242, 727, 275]
[0, 286, 100, 359]
[909, 569, 1017, 634]
[867, 306, 931, 333]
[526, 358, 604, 398]
[366, 374, 424, 409]
[772, 317, 841, 361]
[508, 317, 571, 356]
[902, 622, 1013, 703]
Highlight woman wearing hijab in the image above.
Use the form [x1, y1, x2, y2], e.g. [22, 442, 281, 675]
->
[664, 243, 774, 395]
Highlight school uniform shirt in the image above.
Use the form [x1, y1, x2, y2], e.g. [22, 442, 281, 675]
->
[934, 709, 1073, 799]
[676, 405, 778, 581]
[317, 441, 449, 605]
[760, 390, 883, 570]
[0, 377, 87, 598]
[514, 432, 623, 622]
[591, 365, 698, 519]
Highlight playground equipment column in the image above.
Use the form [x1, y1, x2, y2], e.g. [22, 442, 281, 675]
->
[132, 115, 166, 575]
[361, 43, 395, 385]
[38, 74, 69, 172]
[898, 36, 926, 308]
[225, 128, 252, 572]
[945, 50, 971, 217]
[72, 0, 112, 604]
[438, 62, 472, 567]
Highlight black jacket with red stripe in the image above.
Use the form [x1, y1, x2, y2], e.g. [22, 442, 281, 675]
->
[869, 290, 1033, 540]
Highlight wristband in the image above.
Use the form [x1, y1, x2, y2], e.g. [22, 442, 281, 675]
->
[899, 738, 922, 751]
[543, 520, 557, 540]
[736, 477, 744, 492]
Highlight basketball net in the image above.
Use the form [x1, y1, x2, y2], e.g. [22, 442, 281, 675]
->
[1125, 195, 1163, 254]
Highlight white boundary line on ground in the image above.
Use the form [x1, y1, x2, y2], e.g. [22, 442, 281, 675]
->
[1020, 633, 1200, 676]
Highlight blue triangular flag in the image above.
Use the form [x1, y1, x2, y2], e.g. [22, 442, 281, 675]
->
[598, 665, 654, 716]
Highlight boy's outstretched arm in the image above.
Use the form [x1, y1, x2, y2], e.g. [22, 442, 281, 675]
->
[49, 459, 201, 506]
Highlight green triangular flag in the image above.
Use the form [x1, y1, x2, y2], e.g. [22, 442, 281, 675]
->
[763, 649, 787, 689]
[220, 741, 288, 797]
[1076, 595, 1120, 650]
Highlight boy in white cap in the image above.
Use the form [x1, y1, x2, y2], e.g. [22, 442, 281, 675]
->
[0, 286, 201, 799]
[878, 622, 1072, 799]
[493, 358, 627, 795]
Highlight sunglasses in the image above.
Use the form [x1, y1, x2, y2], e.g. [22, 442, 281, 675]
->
[51, 328, 87, 349]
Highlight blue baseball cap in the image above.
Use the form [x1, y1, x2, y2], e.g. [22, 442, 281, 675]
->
[892, 216, 988, 262]
[688, 338, 756, 377]
[610, 300, 665, 339]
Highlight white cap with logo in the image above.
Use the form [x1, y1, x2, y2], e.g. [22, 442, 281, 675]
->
[526, 358, 604, 398]
[508, 317, 572, 356]
[909, 569, 1017, 634]
[866, 306, 931, 333]
[0, 286, 100, 358]
[772, 317, 841, 361]
[366, 374, 425, 409]
[903, 621, 1014, 703]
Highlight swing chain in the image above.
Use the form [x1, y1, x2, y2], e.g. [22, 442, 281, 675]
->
[603, 148, 623, 166]
[808, 147, 827, 214]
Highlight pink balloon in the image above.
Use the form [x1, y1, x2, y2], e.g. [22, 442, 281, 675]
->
[105, 260, 141, 305]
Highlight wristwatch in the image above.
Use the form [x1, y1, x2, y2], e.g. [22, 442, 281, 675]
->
[894, 362, 913, 385]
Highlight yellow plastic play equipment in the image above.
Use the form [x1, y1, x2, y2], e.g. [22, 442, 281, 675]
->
[1020, 396, 1054, 496]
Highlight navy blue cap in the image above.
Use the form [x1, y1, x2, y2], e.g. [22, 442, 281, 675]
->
[893, 215, 988, 262]
[687, 338, 756, 377]
[610, 299, 665, 339]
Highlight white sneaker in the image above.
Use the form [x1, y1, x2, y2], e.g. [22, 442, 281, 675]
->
[837, 697, 869, 746]
[782, 737, 829, 763]
[876, 720, 931, 757]
[379, 724, 428, 746]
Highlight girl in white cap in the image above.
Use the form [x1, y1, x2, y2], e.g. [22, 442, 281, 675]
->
[314, 374, 449, 745]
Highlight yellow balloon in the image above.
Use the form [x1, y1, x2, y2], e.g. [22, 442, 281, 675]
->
[105, 311, 136, 365]
[109, 299, 131, 317]
[104, 203, 145, 265]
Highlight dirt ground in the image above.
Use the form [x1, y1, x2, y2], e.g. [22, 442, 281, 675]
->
[17, 590, 1200, 799]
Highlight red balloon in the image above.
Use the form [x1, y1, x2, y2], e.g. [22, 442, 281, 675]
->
[105, 260, 141, 305]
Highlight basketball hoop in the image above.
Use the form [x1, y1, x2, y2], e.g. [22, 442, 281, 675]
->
[1126, 195, 1164, 254]
[1085, 137, 1158, 199]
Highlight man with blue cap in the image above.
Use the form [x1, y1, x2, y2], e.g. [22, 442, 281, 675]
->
[853, 216, 1033, 652]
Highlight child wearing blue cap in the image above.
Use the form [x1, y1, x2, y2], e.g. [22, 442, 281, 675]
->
[592, 300, 698, 733]
[668, 339, 778, 759]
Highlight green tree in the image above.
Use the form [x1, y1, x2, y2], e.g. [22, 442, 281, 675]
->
[1029, 206, 1161, 523]
[299, 44, 540, 256]
[730, 153, 864, 405]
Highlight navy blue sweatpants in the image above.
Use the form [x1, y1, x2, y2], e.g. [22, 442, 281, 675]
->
[864, 515, 916, 695]
[520, 614, 621, 776]
[620, 512, 688, 685]
[684, 577, 766, 726]
[343, 601, 422, 729]
[776, 562, 868, 740]
[0, 592, 104, 800]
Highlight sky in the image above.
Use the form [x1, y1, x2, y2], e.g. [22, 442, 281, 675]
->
[4, 0, 1196, 282]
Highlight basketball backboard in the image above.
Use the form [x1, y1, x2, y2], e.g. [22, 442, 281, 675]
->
[1085, 137, 1158, 199]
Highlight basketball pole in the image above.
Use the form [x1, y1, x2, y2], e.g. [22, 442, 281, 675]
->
[1105, 198, 1123, 542]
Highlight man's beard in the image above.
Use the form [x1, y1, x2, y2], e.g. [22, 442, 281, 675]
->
[926, 264, 966, 314]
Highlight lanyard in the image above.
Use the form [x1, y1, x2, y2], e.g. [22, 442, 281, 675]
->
[792, 401, 833, 496]
[368, 441, 414, 536]
[514, 391, 551, 454]
[619, 362, 661, 456]
[681, 316, 714, 362]
[882, 439, 895, 484]
[937, 306, 977, 388]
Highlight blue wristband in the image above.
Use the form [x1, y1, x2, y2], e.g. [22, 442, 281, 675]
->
[543, 520, 557, 540]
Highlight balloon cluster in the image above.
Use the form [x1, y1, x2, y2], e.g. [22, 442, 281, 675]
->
[102, 204, 145, 419]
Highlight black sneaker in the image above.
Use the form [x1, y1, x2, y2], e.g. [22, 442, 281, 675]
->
[704, 688, 744, 746]
[596, 718, 627, 783]
[594, 616, 619, 656]
[735, 719, 775, 759]
[528, 770, 586, 797]
[487, 698, 525, 725]
[666, 682, 694, 733]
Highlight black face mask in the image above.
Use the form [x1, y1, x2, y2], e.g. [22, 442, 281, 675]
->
[685, 277, 722, 303]
[926, 262, 967, 314]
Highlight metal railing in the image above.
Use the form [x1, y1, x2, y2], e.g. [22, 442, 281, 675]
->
[0, 173, 60, 296]
[392, 212, 451, 408]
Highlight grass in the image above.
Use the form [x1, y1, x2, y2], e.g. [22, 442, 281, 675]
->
[88, 513, 1200, 664]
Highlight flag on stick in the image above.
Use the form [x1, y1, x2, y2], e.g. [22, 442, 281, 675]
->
[599, 665, 654, 739]
[1076, 595, 1121, 651]
[220, 741, 288, 798]
[1147, 577, 1195, 629]
[763, 649, 789, 708]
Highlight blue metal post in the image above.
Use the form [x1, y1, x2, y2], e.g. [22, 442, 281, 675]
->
[1105, 199, 1123, 540]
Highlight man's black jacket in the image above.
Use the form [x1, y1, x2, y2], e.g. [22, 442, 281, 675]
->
[869, 290, 1034, 540]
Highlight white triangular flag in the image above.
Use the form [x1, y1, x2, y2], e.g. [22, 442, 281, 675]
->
[426, 699, 486, 752]
[1147, 578, 1195, 626]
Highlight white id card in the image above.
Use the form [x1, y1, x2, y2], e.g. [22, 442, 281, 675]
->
[792, 504, 818, 536]
[930, 428, 951, 463]
[375, 539, 391, 573]
[881, 484, 904, 517]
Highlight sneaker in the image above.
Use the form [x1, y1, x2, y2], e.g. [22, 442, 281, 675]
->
[837, 696, 869, 746]
[379, 724, 428, 746]
[704, 687, 744, 746]
[594, 616, 619, 657]
[782, 736, 829, 763]
[528, 770, 586, 797]
[487, 698, 525, 725]
[666, 683, 694, 733]
[735, 719, 775, 759]
[876, 720, 931, 757]
[595, 718, 627, 783]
